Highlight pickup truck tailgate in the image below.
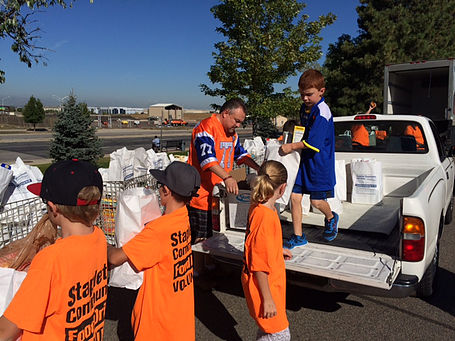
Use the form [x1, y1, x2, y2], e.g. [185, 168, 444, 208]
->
[192, 231, 401, 290]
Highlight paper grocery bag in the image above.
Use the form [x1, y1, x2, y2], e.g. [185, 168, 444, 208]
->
[351, 158, 383, 204]
[335, 159, 347, 201]
[265, 139, 301, 206]
[0, 267, 27, 315]
[109, 187, 162, 290]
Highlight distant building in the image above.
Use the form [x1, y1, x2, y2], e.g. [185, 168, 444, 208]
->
[44, 106, 61, 113]
[88, 106, 146, 115]
[148, 103, 183, 121]
[0, 106, 15, 115]
[274, 115, 288, 128]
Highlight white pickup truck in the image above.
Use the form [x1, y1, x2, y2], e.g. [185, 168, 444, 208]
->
[192, 114, 454, 297]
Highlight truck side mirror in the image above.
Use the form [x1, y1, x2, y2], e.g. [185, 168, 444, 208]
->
[448, 146, 455, 157]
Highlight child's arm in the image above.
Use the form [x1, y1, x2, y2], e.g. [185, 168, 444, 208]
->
[280, 141, 306, 155]
[0, 316, 21, 341]
[253, 271, 277, 319]
[107, 244, 128, 268]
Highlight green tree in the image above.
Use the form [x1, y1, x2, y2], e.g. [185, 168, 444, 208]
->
[23, 95, 45, 130]
[0, 0, 87, 83]
[201, 0, 335, 136]
[324, 0, 455, 116]
[49, 94, 103, 163]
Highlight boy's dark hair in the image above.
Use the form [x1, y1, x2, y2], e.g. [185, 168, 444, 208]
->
[298, 69, 325, 90]
[220, 98, 247, 115]
[282, 119, 298, 133]
[56, 186, 101, 226]
[171, 191, 192, 205]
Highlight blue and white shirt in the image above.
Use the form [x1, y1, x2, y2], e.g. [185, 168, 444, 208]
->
[296, 98, 336, 191]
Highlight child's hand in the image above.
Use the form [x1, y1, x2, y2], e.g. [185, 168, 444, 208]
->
[283, 248, 293, 260]
[279, 143, 293, 155]
[261, 299, 277, 319]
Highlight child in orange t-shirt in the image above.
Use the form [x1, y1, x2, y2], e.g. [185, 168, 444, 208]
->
[241, 160, 293, 340]
[107, 161, 201, 341]
[0, 159, 107, 341]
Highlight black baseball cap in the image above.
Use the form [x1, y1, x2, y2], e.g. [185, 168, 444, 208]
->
[27, 159, 103, 206]
[149, 161, 200, 197]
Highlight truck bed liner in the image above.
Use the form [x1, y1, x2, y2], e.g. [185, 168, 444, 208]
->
[192, 231, 401, 290]
[279, 196, 401, 235]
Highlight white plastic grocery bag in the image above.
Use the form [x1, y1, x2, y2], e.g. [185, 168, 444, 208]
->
[3, 157, 43, 204]
[351, 158, 383, 204]
[0, 164, 13, 204]
[244, 136, 265, 168]
[265, 139, 301, 206]
[109, 187, 162, 290]
[0, 267, 27, 315]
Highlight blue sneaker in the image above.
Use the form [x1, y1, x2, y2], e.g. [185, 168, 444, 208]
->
[323, 212, 339, 241]
[284, 234, 308, 249]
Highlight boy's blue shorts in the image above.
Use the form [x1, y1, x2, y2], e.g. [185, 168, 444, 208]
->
[292, 183, 334, 200]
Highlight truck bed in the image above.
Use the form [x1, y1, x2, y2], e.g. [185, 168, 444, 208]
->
[281, 219, 401, 257]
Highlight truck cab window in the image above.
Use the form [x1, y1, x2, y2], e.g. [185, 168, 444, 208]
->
[429, 121, 445, 162]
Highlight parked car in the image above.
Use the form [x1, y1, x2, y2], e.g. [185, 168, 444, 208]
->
[170, 119, 188, 126]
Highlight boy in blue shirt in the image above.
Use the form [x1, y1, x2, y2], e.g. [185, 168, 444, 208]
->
[280, 69, 338, 248]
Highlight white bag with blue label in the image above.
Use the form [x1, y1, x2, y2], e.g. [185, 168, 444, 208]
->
[351, 158, 383, 204]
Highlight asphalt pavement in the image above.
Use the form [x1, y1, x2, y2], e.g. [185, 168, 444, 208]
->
[103, 211, 455, 341]
[0, 127, 254, 165]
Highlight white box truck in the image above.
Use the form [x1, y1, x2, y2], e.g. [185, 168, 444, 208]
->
[383, 58, 455, 147]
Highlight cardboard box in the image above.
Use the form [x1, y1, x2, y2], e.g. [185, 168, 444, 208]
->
[226, 190, 251, 230]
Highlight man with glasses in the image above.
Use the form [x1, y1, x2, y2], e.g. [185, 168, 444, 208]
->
[188, 98, 260, 246]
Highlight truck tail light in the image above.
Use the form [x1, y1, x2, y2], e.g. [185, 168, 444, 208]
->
[211, 197, 220, 232]
[402, 216, 425, 262]
[354, 114, 376, 120]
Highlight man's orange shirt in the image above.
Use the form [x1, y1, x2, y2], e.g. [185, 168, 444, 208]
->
[351, 124, 369, 146]
[4, 227, 108, 341]
[404, 125, 424, 145]
[241, 204, 288, 334]
[188, 114, 249, 210]
[122, 206, 195, 341]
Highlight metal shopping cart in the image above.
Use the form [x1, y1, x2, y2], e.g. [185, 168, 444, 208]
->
[0, 174, 158, 248]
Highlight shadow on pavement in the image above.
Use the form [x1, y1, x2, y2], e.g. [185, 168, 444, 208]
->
[194, 265, 244, 341]
[286, 285, 362, 313]
[423, 267, 455, 317]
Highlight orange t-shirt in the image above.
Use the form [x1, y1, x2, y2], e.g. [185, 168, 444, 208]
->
[404, 125, 424, 146]
[122, 206, 195, 341]
[351, 124, 369, 146]
[188, 114, 249, 210]
[241, 204, 288, 334]
[375, 130, 387, 140]
[4, 226, 108, 341]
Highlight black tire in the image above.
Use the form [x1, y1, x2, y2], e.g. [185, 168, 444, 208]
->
[416, 242, 439, 298]
[444, 197, 453, 225]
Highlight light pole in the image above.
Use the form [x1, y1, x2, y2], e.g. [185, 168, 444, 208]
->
[52, 95, 69, 110]
[1, 96, 10, 108]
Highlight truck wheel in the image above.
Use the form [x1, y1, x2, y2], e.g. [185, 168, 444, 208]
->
[444, 197, 453, 225]
[416, 243, 439, 298]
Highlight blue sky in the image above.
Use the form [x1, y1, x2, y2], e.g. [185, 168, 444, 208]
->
[0, 0, 360, 110]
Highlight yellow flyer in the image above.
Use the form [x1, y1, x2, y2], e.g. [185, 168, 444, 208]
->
[292, 126, 305, 143]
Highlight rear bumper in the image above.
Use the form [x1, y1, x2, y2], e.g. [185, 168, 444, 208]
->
[209, 254, 419, 298]
[287, 271, 418, 298]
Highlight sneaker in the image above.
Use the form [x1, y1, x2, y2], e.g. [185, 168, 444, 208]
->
[323, 212, 339, 241]
[284, 234, 308, 249]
